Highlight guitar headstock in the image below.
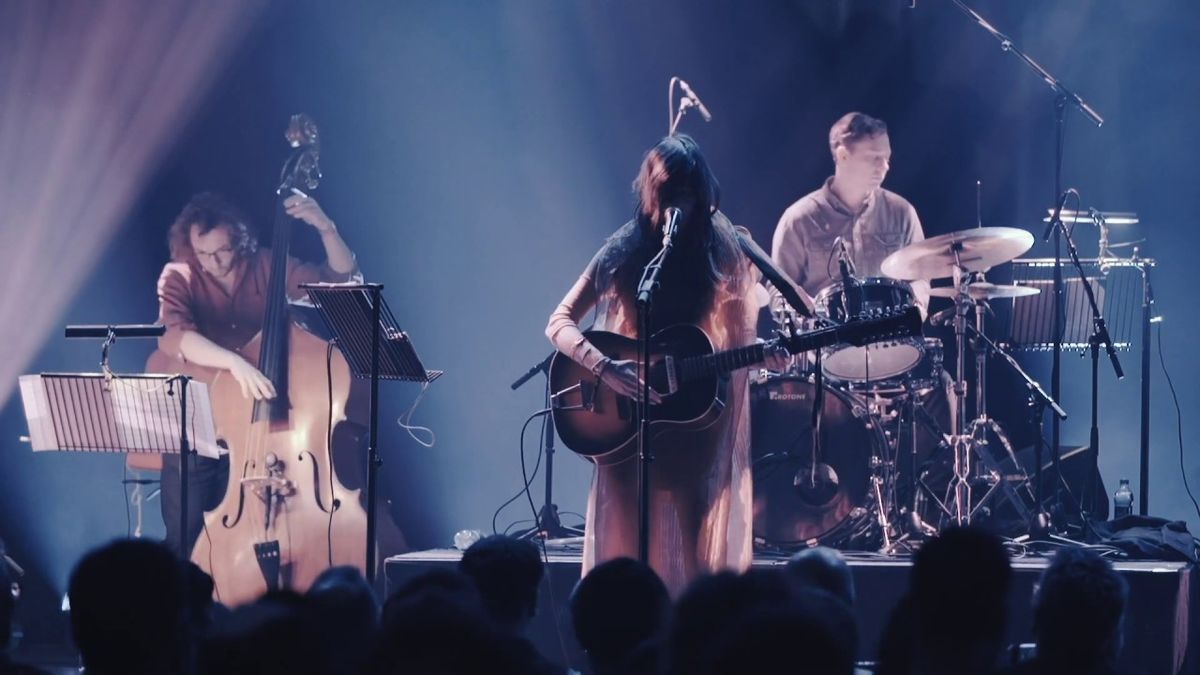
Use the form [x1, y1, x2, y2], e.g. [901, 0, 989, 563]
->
[776, 305, 922, 355]
[841, 306, 923, 346]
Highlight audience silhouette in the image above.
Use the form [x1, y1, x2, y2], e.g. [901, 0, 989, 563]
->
[33, 525, 1147, 675]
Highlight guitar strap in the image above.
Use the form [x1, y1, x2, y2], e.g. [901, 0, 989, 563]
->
[734, 228, 814, 318]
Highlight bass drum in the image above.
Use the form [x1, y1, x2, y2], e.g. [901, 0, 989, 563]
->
[750, 375, 885, 549]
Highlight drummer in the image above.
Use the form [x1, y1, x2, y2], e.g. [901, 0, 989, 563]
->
[771, 112, 929, 317]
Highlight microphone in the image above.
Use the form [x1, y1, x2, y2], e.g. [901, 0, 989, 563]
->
[661, 207, 682, 246]
[1041, 189, 1075, 242]
[677, 79, 713, 122]
[793, 462, 840, 507]
[834, 236, 856, 282]
[927, 306, 955, 327]
[1090, 207, 1112, 274]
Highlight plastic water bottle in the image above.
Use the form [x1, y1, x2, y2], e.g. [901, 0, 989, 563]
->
[453, 529, 483, 551]
[1113, 479, 1134, 519]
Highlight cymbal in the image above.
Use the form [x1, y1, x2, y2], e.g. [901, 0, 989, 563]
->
[928, 282, 1041, 301]
[881, 227, 1034, 281]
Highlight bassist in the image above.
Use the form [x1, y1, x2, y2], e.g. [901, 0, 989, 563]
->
[152, 191, 360, 554]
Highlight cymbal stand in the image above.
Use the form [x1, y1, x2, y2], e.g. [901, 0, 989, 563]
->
[946, 246, 972, 524]
[965, 298, 1035, 524]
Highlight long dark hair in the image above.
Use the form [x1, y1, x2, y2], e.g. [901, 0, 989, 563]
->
[167, 192, 257, 262]
[607, 135, 740, 326]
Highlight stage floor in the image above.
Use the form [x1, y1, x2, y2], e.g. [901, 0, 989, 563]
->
[386, 547, 1198, 675]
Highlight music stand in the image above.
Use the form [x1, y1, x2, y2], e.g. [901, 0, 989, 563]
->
[1007, 257, 1154, 519]
[17, 373, 218, 558]
[300, 282, 441, 583]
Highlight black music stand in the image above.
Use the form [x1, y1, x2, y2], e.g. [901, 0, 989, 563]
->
[1008, 258, 1146, 530]
[300, 283, 441, 583]
[17, 372, 219, 559]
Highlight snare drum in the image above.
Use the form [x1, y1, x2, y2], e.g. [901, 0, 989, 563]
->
[845, 337, 944, 396]
[814, 277, 924, 383]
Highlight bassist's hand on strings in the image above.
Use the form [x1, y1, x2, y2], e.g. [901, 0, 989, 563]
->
[228, 356, 276, 401]
[599, 359, 663, 404]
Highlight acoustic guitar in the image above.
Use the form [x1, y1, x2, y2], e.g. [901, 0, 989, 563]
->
[550, 306, 922, 463]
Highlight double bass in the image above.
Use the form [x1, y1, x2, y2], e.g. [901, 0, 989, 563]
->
[152, 115, 383, 605]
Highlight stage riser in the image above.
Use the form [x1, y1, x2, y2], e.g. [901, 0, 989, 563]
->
[385, 552, 1197, 675]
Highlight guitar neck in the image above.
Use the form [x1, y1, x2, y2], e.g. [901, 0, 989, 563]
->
[677, 342, 766, 382]
[673, 319, 881, 383]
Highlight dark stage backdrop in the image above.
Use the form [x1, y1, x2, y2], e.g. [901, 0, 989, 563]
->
[2, 0, 1197, 644]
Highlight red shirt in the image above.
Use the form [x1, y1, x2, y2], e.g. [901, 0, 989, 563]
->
[156, 248, 358, 365]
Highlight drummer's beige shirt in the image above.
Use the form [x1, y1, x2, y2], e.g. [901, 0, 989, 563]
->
[771, 177, 929, 310]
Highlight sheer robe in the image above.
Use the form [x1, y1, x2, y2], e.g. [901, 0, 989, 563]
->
[547, 215, 759, 595]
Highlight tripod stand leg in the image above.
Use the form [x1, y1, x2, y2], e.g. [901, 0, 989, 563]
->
[965, 419, 1034, 524]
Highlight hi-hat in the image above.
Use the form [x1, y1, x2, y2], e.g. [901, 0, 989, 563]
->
[928, 282, 1041, 301]
[881, 227, 1034, 281]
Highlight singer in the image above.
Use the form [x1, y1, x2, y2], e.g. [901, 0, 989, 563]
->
[546, 135, 787, 594]
[771, 112, 929, 314]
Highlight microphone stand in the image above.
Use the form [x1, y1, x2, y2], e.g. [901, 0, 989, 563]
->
[510, 352, 586, 541]
[948, 0, 1103, 538]
[1046, 216, 1124, 530]
[965, 322, 1069, 536]
[633, 219, 676, 563]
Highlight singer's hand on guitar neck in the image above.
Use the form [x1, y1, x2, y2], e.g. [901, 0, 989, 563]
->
[600, 359, 663, 404]
[762, 341, 791, 371]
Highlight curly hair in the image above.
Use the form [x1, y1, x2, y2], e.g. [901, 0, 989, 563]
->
[167, 192, 257, 262]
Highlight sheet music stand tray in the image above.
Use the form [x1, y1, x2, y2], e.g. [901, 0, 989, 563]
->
[300, 282, 441, 582]
[17, 373, 217, 558]
[1005, 258, 1148, 351]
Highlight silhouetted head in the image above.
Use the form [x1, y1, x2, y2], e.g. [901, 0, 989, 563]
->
[569, 557, 669, 673]
[1034, 547, 1128, 671]
[68, 539, 190, 675]
[668, 568, 797, 675]
[307, 566, 379, 675]
[785, 546, 856, 606]
[199, 591, 330, 675]
[910, 526, 1011, 674]
[458, 535, 543, 633]
[709, 587, 857, 675]
[375, 570, 529, 675]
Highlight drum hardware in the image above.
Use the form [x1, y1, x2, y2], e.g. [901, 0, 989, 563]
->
[881, 227, 1038, 527]
[750, 375, 890, 550]
[815, 277, 925, 383]
[753, 225, 1068, 548]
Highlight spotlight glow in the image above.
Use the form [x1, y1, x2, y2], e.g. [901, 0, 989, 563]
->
[0, 0, 267, 406]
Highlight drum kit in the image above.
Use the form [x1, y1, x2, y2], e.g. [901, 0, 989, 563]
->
[752, 226, 1047, 552]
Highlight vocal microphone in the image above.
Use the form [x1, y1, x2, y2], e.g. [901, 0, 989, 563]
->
[1041, 189, 1076, 242]
[662, 207, 682, 246]
[677, 79, 713, 122]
